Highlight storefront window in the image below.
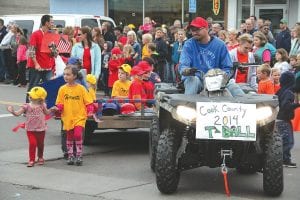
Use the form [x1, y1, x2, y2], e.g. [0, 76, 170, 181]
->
[108, 0, 143, 27]
[108, 0, 227, 29]
[183, 0, 226, 25]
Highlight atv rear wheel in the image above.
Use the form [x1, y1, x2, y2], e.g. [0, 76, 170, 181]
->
[155, 128, 180, 194]
[263, 126, 283, 196]
[149, 117, 159, 171]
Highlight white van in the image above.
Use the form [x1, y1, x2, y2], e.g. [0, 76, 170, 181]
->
[0, 14, 116, 38]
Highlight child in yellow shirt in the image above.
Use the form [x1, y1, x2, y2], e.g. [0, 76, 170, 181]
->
[111, 64, 132, 99]
[53, 65, 94, 166]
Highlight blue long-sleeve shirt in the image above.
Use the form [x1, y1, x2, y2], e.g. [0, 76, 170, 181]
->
[179, 36, 232, 80]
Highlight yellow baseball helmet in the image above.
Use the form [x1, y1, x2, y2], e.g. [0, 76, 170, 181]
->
[27, 86, 47, 100]
[86, 74, 97, 85]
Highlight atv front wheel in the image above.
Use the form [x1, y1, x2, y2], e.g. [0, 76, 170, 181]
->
[149, 117, 159, 171]
[263, 126, 283, 196]
[155, 128, 180, 194]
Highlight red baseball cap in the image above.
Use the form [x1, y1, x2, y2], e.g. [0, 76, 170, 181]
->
[111, 47, 122, 55]
[189, 17, 208, 29]
[138, 61, 152, 72]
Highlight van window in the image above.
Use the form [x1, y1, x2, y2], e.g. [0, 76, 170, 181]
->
[81, 18, 98, 28]
[99, 19, 115, 28]
[14, 20, 34, 38]
[53, 20, 66, 28]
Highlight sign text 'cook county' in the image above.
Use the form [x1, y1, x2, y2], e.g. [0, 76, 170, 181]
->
[196, 102, 256, 141]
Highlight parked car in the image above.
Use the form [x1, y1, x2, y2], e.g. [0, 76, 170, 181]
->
[0, 14, 116, 38]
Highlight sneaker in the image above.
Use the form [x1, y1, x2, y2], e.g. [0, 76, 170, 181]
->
[27, 161, 34, 167]
[283, 161, 297, 168]
[67, 156, 75, 165]
[37, 158, 45, 165]
[75, 156, 83, 166]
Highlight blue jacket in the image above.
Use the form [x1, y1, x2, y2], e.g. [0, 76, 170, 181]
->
[276, 28, 291, 53]
[71, 42, 102, 78]
[179, 36, 232, 79]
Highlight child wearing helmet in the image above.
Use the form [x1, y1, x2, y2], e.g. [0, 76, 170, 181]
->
[128, 64, 147, 110]
[86, 74, 97, 101]
[108, 47, 125, 96]
[111, 64, 132, 99]
[7, 86, 53, 167]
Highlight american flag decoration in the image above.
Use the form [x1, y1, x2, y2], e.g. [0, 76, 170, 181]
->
[57, 35, 71, 53]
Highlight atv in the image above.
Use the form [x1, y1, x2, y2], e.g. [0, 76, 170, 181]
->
[149, 68, 283, 196]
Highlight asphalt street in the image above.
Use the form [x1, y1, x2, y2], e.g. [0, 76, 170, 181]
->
[0, 83, 300, 200]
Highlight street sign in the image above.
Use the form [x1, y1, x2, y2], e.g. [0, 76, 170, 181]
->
[189, 0, 197, 13]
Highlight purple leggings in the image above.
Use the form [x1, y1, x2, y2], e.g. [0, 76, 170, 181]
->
[66, 126, 83, 157]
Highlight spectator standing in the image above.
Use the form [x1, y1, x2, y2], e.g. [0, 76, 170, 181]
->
[226, 28, 239, 51]
[261, 23, 276, 46]
[99, 41, 112, 96]
[26, 15, 55, 103]
[153, 27, 168, 82]
[92, 27, 105, 51]
[276, 19, 291, 54]
[101, 21, 115, 44]
[127, 30, 141, 65]
[0, 22, 17, 84]
[253, 31, 272, 65]
[16, 36, 28, 87]
[276, 71, 300, 168]
[0, 18, 7, 82]
[141, 33, 153, 59]
[210, 23, 222, 37]
[290, 25, 300, 56]
[7, 86, 53, 167]
[123, 44, 134, 67]
[113, 26, 127, 47]
[171, 29, 186, 81]
[245, 19, 256, 36]
[271, 68, 281, 94]
[273, 48, 291, 73]
[257, 64, 274, 94]
[71, 26, 102, 80]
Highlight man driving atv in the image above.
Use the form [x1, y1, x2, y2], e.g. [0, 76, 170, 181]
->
[179, 17, 243, 96]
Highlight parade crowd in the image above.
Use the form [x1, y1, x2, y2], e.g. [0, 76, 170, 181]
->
[1, 14, 300, 168]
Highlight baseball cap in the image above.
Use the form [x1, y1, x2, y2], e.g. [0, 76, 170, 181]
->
[189, 17, 208, 29]
[111, 47, 122, 55]
[86, 74, 97, 85]
[67, 57, 81, 65]
[27, 86, 47, 100]
[119, 64, 132, 74]
[280, 18, 288, 24]
[120, 103, 136, 115]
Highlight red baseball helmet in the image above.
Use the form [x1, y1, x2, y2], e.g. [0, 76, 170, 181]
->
[120, 103, 136, 115]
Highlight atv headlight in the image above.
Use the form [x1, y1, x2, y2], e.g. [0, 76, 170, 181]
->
[176, 106, 197, 121]
[256, 106, 273, 122]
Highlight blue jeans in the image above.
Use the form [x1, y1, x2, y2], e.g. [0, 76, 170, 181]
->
[277, 120, 294, 162]
[26, 68, 53, 102]
[183, 76, 244, 96]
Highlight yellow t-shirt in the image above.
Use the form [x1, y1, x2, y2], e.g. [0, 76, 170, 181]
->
[142, 44, 151, 59]
[111, 80, 132, 98]
[56, 84, 93, 130]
